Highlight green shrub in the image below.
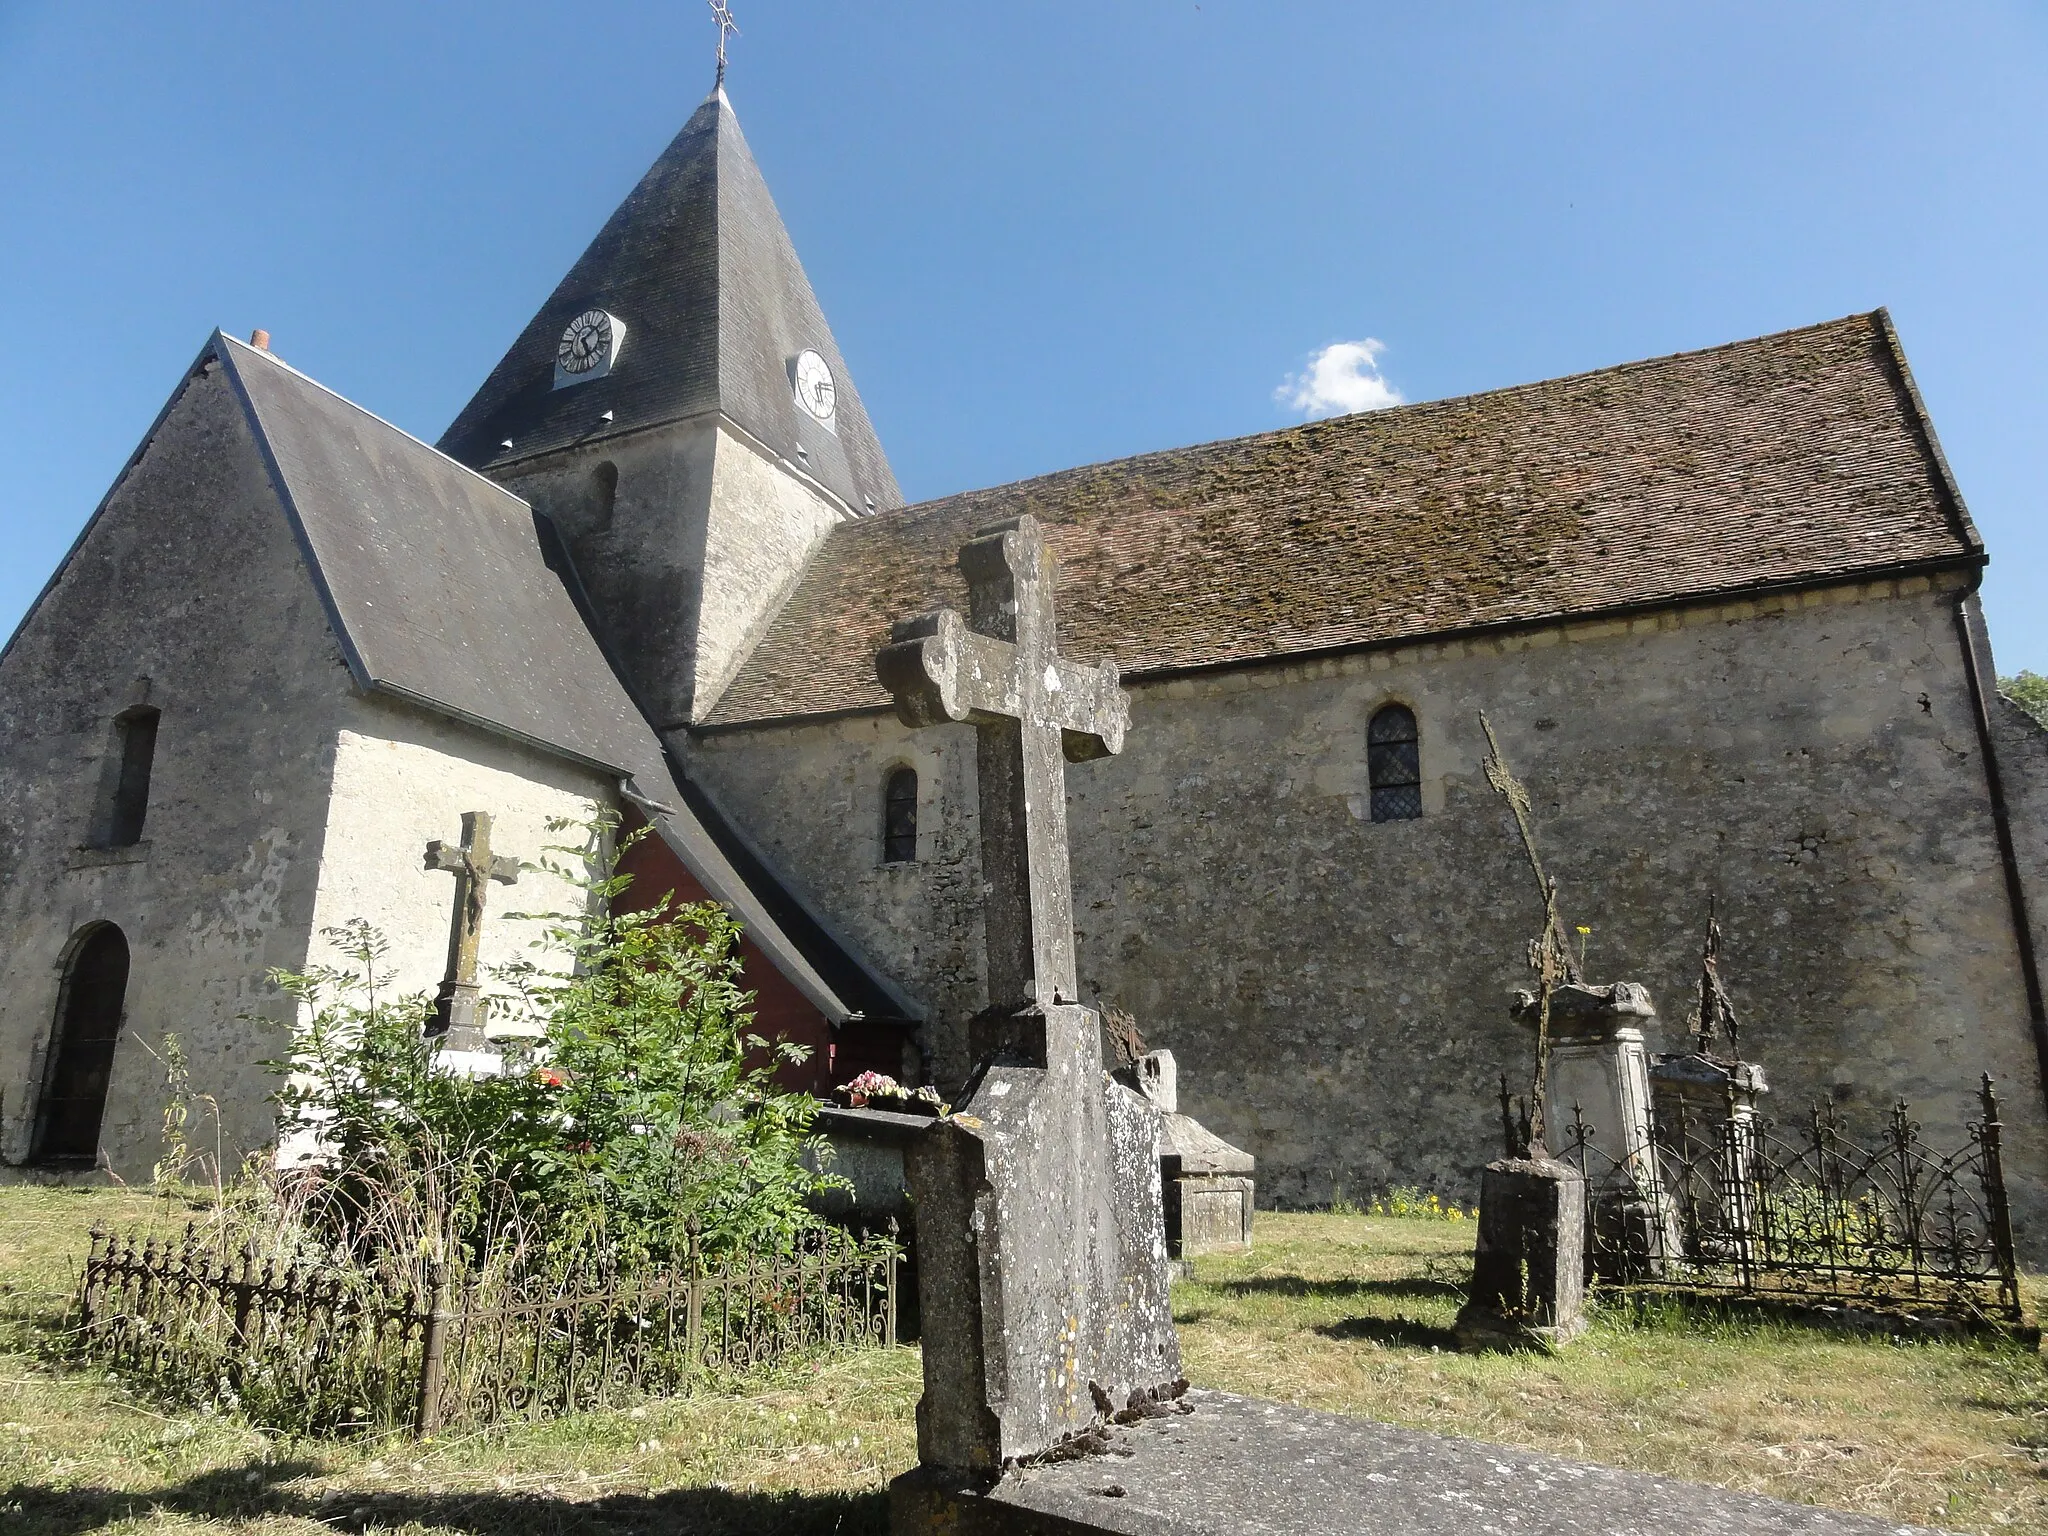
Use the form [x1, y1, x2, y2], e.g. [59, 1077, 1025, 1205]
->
[265, 814, 835, 1277]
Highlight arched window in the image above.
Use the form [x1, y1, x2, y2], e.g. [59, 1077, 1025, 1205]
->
[882, 767, 918, 863]
[34, 924, 131, 1164]
[100, 706, 159, 847]
[1367, 704, 1422, 822]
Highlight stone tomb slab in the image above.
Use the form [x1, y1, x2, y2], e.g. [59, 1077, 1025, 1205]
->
[892, 1389, 1946, 1535]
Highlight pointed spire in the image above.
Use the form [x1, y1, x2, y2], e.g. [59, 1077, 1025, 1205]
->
[439, 87, 900, 516]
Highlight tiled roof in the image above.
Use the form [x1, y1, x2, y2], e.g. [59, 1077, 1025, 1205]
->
[703, 312, 1979, 728]
[215, 335, 910, 1022]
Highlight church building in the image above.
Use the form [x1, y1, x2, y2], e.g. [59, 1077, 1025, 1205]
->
[6, 85, 2046, 1239]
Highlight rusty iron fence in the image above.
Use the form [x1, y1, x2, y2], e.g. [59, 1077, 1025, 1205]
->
[75, 1223, 900, 1435]
[1555, 1076, 2021, 1326]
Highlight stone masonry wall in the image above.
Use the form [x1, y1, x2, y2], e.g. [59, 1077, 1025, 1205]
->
[0, 363, 346, 1179]
[686, 572, 2048, 1247]
[495, 418, 847, 729]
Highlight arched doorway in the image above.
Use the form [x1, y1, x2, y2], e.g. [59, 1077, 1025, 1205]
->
[34, 924, 131, 1164]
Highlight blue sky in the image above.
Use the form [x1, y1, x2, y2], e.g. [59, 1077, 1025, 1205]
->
[3, 4, 2044, 667]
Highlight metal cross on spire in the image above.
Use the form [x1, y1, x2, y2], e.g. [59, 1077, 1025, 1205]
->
[710, 0, 739, 87]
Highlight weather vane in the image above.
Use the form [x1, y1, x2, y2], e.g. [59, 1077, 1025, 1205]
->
[710, 0, 739, 88]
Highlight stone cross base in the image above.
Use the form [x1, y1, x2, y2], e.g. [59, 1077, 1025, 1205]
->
[1455, 1156, 1588, 1352]
[906, 1004, 1181, 1473]
[890, 1388, 1944, 1535]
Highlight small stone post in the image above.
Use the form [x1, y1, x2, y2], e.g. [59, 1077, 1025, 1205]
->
[1456, 1154, 1587, 1352]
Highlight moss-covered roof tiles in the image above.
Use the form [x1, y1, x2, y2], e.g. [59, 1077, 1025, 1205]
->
[703, 311, 1979, 728]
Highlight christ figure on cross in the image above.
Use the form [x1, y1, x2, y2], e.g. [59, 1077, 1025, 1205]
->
[424, 810, 520, 1052]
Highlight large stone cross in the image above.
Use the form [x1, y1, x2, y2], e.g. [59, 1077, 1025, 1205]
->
[876, 515, 1179, 1480]
[877, 514, 1128, 1032]
[424, 810, 520, 1051]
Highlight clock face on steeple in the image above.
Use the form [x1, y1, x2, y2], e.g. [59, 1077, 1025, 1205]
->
[554, 309, 627, 388]
[792, 348, 838, 433]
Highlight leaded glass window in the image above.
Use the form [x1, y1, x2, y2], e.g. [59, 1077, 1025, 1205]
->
[1367, 704, 1421, 822]
[882, 767, 918, 863]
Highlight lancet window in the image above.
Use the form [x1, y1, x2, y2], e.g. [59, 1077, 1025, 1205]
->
[1367, 703, 1422, 822]
[882, 767, 918, 863]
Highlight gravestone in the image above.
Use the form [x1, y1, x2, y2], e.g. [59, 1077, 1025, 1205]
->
[876, 515, 1181, 1488]
[1124, 1049, 1256, 1261]
[880, 518, 1936, 1535]
[1526, 980, 1683, 1275]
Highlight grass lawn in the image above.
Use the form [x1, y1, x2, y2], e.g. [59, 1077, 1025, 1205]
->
[4, 1187, 2045, 1534]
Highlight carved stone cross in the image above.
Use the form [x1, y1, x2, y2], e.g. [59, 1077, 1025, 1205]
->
[877, 515, 1178, 1477]
[424, 810, 520, 1051]
[877, 513, 1128, 1030]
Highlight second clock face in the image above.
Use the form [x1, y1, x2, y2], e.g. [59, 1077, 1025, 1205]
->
[792, 349, 837, 427]
[553, 308, 628, 389]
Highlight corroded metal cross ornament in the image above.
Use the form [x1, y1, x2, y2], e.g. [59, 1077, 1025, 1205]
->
[424, 811, 520, 1051]
[877, 513, 1128, 1024]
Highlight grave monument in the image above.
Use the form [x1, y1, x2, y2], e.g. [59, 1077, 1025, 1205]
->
[881, 522, 1945, 1535]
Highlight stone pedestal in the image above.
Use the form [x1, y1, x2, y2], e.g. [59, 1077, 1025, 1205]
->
[905, 1003, 1181, 1473]
[1651, 1052, 1770, 1268]
[1119, 1050, 1255, 1261]
[1455, 1156, 1587, 1352]
[1526, 981, 1681, 1277]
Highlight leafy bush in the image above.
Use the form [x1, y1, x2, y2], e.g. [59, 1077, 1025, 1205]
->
[266, 815, 835, 1277]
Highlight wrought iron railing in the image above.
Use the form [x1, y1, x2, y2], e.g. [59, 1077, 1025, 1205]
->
[1556, 1076, 2020, 1324]
[75, 1223, 900, 1435]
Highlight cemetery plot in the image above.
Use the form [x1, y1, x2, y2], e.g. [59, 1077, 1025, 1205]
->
[74, 1221, 901, 1436]
[1558, 1077, 2024, 1328]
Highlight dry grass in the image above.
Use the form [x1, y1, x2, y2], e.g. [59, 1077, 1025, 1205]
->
[0, 1186, 916, 1535]
[5, 1189, 2046, 1533]
[1178, 1211, 2048, 1533]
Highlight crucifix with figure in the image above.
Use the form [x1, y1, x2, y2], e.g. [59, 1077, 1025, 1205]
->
[877, 514, 1179, 1481]
[424, 810, 520, 1052]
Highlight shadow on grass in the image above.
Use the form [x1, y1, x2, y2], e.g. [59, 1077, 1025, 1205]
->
[0, 1458, 888, 1536]
[1211, 1275, 1465, 1304]
[1315, 1314, 1461, 1351]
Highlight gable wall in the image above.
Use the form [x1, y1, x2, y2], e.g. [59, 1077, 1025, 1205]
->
[301, 696, 615, 1042]
[685, 569, 2048, 1246]
[0, 363, 350, 1178]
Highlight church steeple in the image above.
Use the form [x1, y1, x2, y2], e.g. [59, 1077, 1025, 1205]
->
[439, 86, 900, 728]
[439, 87, 899, 518]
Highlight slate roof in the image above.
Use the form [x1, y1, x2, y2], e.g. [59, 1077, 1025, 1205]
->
[209, 334, 909, 1022]
[437, 87, 901, 517]
[703, 311, 1981, 728]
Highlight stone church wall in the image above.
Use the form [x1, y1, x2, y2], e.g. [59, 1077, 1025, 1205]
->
[0, 364, 348, 1180]
[686, 570, 2048, 1246]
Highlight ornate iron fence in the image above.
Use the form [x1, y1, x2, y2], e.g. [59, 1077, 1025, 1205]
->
[1556, 1076, 2020, 1324]
[75, 1223, 900, 1435]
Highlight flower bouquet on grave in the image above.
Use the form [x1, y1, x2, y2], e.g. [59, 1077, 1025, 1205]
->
[837, 1071, 948, 1116]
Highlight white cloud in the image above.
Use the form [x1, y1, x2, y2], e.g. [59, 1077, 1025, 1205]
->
[1276, 339, 1405, 419]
